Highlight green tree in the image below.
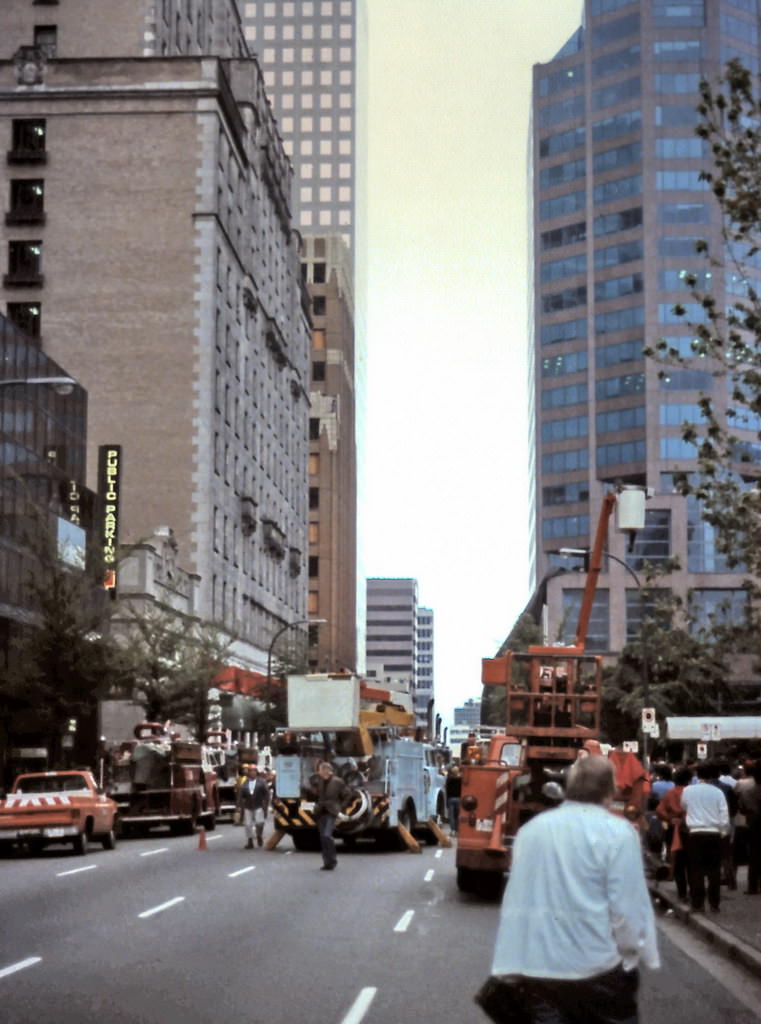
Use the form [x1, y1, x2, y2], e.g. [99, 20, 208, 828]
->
[116, 602, 231, 739]
[0, 515, 126, 768]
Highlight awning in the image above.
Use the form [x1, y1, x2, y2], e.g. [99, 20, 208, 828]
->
[666, 716, 761, 740]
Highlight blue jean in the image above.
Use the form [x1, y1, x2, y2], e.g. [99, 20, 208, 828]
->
[317, 813, 338, 867]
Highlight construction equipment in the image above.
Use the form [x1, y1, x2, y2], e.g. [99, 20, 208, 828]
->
[456, 489, 645, 897]
[271, 674, 448, 851]
[107, 722, 219, 837]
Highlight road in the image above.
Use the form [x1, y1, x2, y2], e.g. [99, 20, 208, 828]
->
[1, 827, 760, 1023]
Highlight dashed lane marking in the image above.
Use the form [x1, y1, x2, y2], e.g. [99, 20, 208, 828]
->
[228, 866, 256, 878]
[435, 849, 443, 859]
[56, 864, 97, 877]
[140, 848, 169, 857]
[138, 896, 185, 919]
[393, 909, 414, 933]
[424, 869, 434, 882]
[339, 986, 377, 1024]
[0, 957, 42, 980]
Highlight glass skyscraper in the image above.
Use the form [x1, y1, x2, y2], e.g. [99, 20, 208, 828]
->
[531, 0, 758, 658]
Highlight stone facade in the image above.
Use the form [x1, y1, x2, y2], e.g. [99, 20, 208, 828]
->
[0, 1, 311, 671]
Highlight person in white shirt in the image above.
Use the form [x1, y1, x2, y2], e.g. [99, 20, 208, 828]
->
[490, 755, 659, 1024]
[681, 761, 731, 912]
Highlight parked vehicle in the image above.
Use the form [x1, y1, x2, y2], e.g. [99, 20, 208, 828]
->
[0, 770, 118, 855]
[107, 722, 219, 837]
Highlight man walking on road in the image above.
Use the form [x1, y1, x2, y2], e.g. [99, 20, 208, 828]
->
[681, 761, 730, 912]
[490, 755, 659, 1024]
[237, 764, 270, 849]
[313, 760, 351, 871]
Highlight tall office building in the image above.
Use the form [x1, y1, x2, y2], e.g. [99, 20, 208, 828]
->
[0, 1, 311, 673]
[365, 577, 417, 702]
[241, 2, 365, 672]
[415, 606, 434, 725]
[531, 0, 760, 658]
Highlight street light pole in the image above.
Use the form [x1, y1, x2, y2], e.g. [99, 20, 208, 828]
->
[556, 546, 651, 769]
[263, 617, 327, 743]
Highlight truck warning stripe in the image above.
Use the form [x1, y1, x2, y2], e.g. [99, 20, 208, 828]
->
[494, 772, 510, 817]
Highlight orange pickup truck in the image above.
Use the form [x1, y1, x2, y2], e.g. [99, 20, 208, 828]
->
[0, 770, 118, 855]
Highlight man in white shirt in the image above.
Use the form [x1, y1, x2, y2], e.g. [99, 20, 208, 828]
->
[681, 761, 731, 912]
[490, 755, 659, 1024]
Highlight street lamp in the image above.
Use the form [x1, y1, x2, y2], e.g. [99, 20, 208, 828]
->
[263, 617, 327, 741]
[0, 375, 78, 395]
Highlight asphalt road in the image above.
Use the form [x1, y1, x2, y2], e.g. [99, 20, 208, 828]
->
[1, 826, 760, 1023]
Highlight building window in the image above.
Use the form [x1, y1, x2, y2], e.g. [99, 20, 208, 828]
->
[9, 119, 47, 163]
[33, 25, 57, 56]
[5, 241, 43, 286]
[309, 487, 319, 509]
[688, 589, 748, 637]
[626, 509, 671, 571]
[309, 556, 319, 578]
[625, 588, 672, 641]
[6, 302, 41, 338]
[313, 262, 326, 283]
[562, 589, 609, 652]
[312, 361, 326, 382]
[309, 417, 320, 440]
[313, 295, 326, 316]
[7, 179, 45, 225]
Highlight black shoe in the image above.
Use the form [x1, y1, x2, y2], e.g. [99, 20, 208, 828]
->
[245, 839, 254, 849]
[320, 865, 335, 871]
[257, 835, 263, 847]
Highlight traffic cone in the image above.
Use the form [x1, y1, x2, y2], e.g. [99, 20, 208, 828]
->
[197, 826, 208, 851]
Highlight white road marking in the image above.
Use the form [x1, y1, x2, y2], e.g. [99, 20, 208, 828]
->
[228, 865, 256, 878]
[56, 864, 97, 877]
[424, 869, 434, 882]
[138, 896, 185, 919]
[140, 847, 169, 857]
[393, 909, 414, 933]
[206, 834, 222, 841]
[339, 986, 377, 1024]
[435, 848, 443, 859]
[0, 957, 42, 980]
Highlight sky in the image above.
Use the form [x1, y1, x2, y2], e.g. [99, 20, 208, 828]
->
[362, 0, 583, 730]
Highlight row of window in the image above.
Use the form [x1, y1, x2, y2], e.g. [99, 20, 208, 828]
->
[540, 339, 645, 372]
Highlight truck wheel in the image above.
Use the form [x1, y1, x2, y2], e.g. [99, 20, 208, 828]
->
[456, 866, 474, 893]
[72, 831, 88, 856]
[291, 831, 321, 852]
[101, 828, 116, 851]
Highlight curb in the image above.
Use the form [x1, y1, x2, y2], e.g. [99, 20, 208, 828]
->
[650, 884, 761, 982]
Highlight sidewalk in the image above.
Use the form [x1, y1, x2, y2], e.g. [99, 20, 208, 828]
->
[650, 864, 761, 980]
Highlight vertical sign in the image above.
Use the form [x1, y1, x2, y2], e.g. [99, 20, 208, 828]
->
[98, 444, 121, 597]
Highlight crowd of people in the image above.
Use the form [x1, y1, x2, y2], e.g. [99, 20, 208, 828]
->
[648, 756, 761, 912]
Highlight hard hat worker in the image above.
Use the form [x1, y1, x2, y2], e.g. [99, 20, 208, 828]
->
[237, 764, 270, 849]
[488, 755, 659, 1023]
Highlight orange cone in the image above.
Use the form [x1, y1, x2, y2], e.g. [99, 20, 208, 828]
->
[197, 826, 208, 851]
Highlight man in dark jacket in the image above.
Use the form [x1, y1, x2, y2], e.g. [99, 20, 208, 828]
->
[313, 760, 351, 870]
[237, 764, 270, 849]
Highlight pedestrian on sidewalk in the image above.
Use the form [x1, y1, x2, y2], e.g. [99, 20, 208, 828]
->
[237, 764, 270, 849]
[738, 760, 761, 896]
[681, 761, 730, 912]
[656, 765, 692, 903]
[312, 760, 351, 871]
[489, 754, 659, 1024]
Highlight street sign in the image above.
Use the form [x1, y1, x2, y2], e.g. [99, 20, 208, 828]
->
[711, 723, 721, 741]
[641, 708, 656, 733]
[623, 740, 639, 753]
[697, 742, 708, 760]
[650, 723, 660, 739]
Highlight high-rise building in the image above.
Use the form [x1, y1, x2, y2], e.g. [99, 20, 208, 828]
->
[415, 606, 434, 725]
[241, 1, 365, 672]
[0, 1, 311, 674]
[531, 0, 757, 658]
[365, 577, 417, 697]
